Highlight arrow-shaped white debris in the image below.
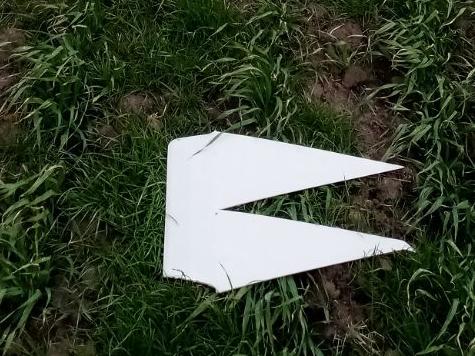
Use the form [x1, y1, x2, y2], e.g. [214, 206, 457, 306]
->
[163, 131, 412, 292]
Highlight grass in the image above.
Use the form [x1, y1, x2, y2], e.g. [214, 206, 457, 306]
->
[0, 0, 474, 354]
[0, 165, 63, 350]
[352, 0, 474, 354]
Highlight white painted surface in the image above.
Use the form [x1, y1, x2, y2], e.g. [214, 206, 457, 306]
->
[163, 132, 412, 292]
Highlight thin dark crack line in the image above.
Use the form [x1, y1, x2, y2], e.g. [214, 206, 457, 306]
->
[166, 213, 179, 225]
[190, 132, 223, 158]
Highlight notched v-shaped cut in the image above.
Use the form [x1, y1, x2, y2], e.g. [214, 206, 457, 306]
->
[163, 131, 413, 292]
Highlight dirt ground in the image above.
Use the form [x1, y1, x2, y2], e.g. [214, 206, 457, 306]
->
[304, 20, 414, 346]
[0, 28, 25, 148]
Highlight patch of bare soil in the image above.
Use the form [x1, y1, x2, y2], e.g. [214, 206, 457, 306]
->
[342, 65, 370, 89]
[0, 28, 25, 99]
[354, 103, 400, 160]
[0, 113, 20, 147]
[25, 216, 109, 355]
[0, 28, 26, 148]
[309, 172, 413, 345]
[119, 91, 166, 128]
[298, 3, 331, 37]
[119, 92, 156, 116]
[305, 35, 397, 161]
[0, 71, 16, 94]
[146, 112, 162, 130]
[0, 28, 25, 61]
[88, 121, 120, 149]
[349, 169, 414, 238]
[458, 16, 475, 41]
[303, 15, 415, 351]
[28, 273, 97, 356]
[308, 69, 401, 162]
[47, 339, 95, 356]
[320, 265, 364, 335]
[300, 10, 364, 48]
[88, 91, 167, 149]
[303, 15, 404, 161]
[308, 261, 396, 354]
[205, 104, 223, 121]
[329, 22, 364, 49]
[309, 78, 353, 113]
[305, 262, 389, 353]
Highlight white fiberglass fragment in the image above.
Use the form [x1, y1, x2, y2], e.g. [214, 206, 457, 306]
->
[163, 131, 412, 292]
